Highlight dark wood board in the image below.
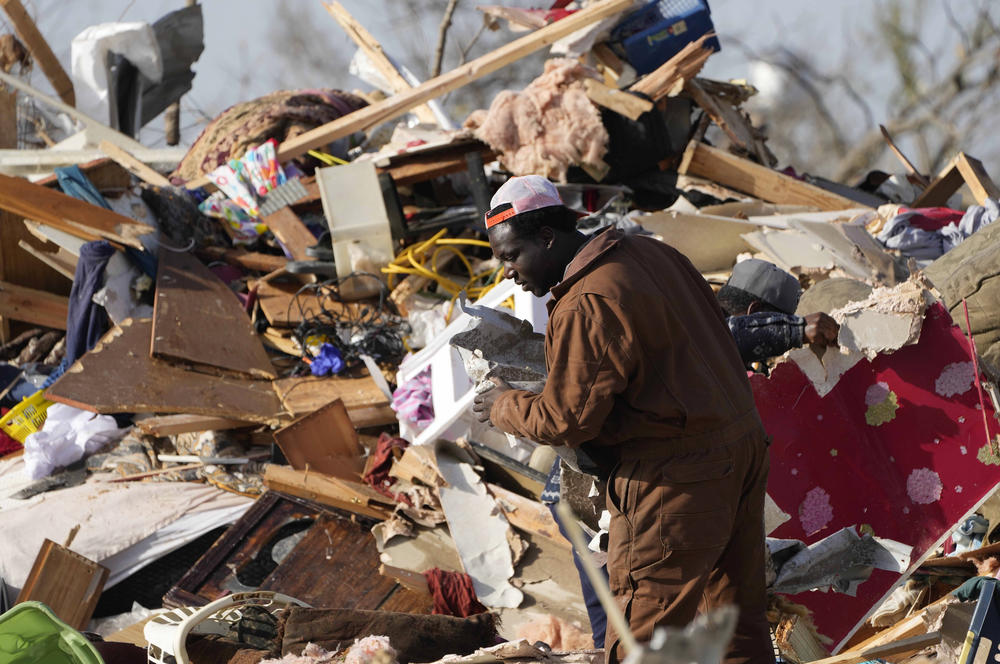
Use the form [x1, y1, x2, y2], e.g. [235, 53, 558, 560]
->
[273, 398, 365, 481]
[45, 318, 283, 424]
[16, 538, 109, 630]
[152, 249, 275, 379]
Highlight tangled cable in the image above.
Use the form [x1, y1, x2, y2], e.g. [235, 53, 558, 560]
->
[289, 272, 408, 371]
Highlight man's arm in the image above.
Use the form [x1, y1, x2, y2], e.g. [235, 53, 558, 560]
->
[486, 294, 633, 447]
[727, 311, 839, 365]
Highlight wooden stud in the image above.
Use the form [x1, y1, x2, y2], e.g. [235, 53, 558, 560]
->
[913, 152, 1000, 207]
[0, 0, 75, 106]
[135, 413, 254, 437]
[583, 78, 653, 121]
[262, 463, 394, 520]
[17, 238, 76, 280]
[184, 0, 634, 188]
[681, 142, 865, 211]
[810, 631, 941, 664]
[98, 140, 172, 187]
[0, 280, 67, 329]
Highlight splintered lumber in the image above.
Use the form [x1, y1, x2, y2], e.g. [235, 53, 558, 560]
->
[0, 280, 68, 329]
[0, 0, 75, 106]
[262, 463, 394, 520]
[135, 414, 255, 437]
[184, 0, 633, 188]
[810, 632, 941, 664]
[16, 539, 109, 630]
[681, 142, 865, 211]
[98, 140, 172, 187]
[583, 78, 653, 120]
[272, 374, 395, 427]
[322, 0, 438, 125]
[913, 152, 1000, 207]
[685, 78, 774, 166]
[262, 207, 316, 261]
[152, 250, 275, 379]
[17, 238, 77, 280]
[46, 318, 283, 424]
[197, 246, 287, 273]
[629, 32, 714, 101]
[487, 482, 571, 548]
[0, 171, 155, 248]
[273, 398, 365, 481]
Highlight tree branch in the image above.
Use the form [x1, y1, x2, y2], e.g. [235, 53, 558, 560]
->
[431, 0, 461, 78]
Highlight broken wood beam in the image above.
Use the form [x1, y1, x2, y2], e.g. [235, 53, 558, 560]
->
[0, 0, 75, 106]
[680, 142, 866, 211]
[583, 78, 653, 121]
[810, 631, 941, 664]
[913, 152, 1000, 207]
[184, 0, 634, 188]
[262, 207, 316, 261]
[0, 280, 67, 329]
[135, 413, 255, 437]
[98, 140, 173, 187]
[15, 538, 109, 630]
[322, 0, 438, 125]
[629, 32, 714, 101]
[379, 563, 432, 596]
[262, 463, 394, 520]
[17, 238, 76, 280]
[0, 172, 155, 248]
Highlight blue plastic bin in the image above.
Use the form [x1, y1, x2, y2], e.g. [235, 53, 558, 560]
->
[609, 0, 721, 75]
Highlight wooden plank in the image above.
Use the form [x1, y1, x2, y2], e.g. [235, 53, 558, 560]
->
[378, 142, 496, 187]
[379, 563, 431, 595]
[840, 595, 952, 656]
[0, 171, 155, 248]
[583, 78, 653, 120]
[16, 538, 109, 630]
[487, 482, 571, 548]
[955, 153, 1000, 205]
[45, 318, 283, 424]
[263, 464, 393, 520]
[17, 238, 76, 280]
[0, 280, 67, 329]
[196, 246, 287, 273]
[682, 142, 865, 211]
[685, 78, 773, 165]
[135, 413, 255, 437]
[629, 32, 714, 100]
[34, 157, 133, 192]
[152, 249, 275, 379]
[262, 207, 316, 261]
[322, 0, 438, 125]
[183, 0, 634, 188]
[98, 140, 172, 187]
[272, 374, 394, 424]
[0, 0, 75, 106]
[273, 398, 365, 481]
[389, 445, 445, 488]
[811, 632, 941, 664]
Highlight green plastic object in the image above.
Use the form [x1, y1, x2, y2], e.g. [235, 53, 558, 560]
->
[0, 601, 103, 664]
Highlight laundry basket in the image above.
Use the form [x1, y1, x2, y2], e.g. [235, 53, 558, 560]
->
[0, 390, 53, 443]
[145, 591, 309, 664]
[0, 601, 102, 664]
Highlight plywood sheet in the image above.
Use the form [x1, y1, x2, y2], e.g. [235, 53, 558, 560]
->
[272, 374, 394, 427]
[152, 249, 275, 379]
[273, 398, 364, 481]
[46, 318, 283, 424]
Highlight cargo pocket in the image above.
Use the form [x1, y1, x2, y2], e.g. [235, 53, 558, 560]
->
[657, 454, 736, 551]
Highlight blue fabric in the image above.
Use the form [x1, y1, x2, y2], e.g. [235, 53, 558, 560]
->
[310, 343, 345, 376]
[54, 165, 111, 209]
[64, 241, 115, 367]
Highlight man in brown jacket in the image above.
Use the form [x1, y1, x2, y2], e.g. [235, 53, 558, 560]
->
[473, 176, 774, 664]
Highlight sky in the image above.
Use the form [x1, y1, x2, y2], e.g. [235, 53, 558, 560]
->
[4, 0, 995, 177]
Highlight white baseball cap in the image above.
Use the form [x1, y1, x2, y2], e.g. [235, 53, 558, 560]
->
[485, 175, 564, 229]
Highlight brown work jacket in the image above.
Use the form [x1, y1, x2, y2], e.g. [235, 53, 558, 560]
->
[490, 227, 762, 465]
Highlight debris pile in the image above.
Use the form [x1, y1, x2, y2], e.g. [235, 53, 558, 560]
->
[0, 1, 998, 664]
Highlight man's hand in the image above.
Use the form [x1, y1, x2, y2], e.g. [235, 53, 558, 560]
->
[472, 377, 513, 425]
[803, 312, 839, 347]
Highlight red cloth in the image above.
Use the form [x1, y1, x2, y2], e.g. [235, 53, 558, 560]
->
[0, 408, 20, 457]
[754, 303, 1000, 648]
[423, 568, 488, 617]
[362, 433, 411, 504]
[896, 207, 964, 231]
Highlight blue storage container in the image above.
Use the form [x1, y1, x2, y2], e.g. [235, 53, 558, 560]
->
[609, 0, 721, 76]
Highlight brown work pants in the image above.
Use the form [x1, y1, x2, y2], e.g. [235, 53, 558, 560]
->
[605, 428, 774, 664]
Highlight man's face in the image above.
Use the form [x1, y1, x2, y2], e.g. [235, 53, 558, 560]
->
[488, 223, 558, 297]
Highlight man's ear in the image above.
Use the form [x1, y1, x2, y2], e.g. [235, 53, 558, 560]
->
[540, 226, 555, 250]
[747, 300, 763, 315]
